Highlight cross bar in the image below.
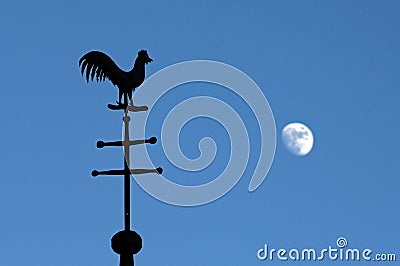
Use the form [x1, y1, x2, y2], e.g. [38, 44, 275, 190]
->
[96, 137, 157, 148]
[91, 167, 163, 177]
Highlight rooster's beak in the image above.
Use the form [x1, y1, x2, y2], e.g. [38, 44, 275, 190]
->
[146, 57, 153, 64]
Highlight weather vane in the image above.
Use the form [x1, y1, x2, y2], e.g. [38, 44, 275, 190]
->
[79, 50, 162, 266]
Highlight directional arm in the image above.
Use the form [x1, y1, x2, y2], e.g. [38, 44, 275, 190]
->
[97, 137, 157, 148]
[92, 167, 163, 177]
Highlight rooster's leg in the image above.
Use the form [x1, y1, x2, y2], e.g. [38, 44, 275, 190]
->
[117, 90, 123, 105]
[128, 91, 133, 106]
[123, 93, 128, 106]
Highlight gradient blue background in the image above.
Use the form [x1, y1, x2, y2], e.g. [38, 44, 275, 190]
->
[1, 0, 399, 265]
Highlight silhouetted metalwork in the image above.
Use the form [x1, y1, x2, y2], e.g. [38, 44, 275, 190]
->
[112, 230, 142, 266]
[80, 50, 160, 266]
[96, 137, 157, 149]
[79, 50, 152, 106]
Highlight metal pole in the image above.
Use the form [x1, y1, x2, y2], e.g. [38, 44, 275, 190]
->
[94, 106, 160, 266]
[123, 112, 131, 231]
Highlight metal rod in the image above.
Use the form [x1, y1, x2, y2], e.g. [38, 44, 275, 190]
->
[123, 113, 131, 231]
[92, 168, 162, 177]
[97, 140, 122, 148]
[131, 168, 163, 175]
[91, 169, 126, 176]
[97, 137, 157, 148]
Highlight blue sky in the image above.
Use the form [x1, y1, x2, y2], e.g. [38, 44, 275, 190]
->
[1, 0, 399, 265]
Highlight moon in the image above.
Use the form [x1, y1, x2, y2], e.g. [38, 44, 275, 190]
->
[281, 123, 314, 156]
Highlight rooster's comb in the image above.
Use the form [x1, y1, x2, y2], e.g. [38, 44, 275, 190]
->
[138, 50, 148, 56]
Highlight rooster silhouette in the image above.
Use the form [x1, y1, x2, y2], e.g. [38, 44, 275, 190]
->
[79, 50, 153, 106]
